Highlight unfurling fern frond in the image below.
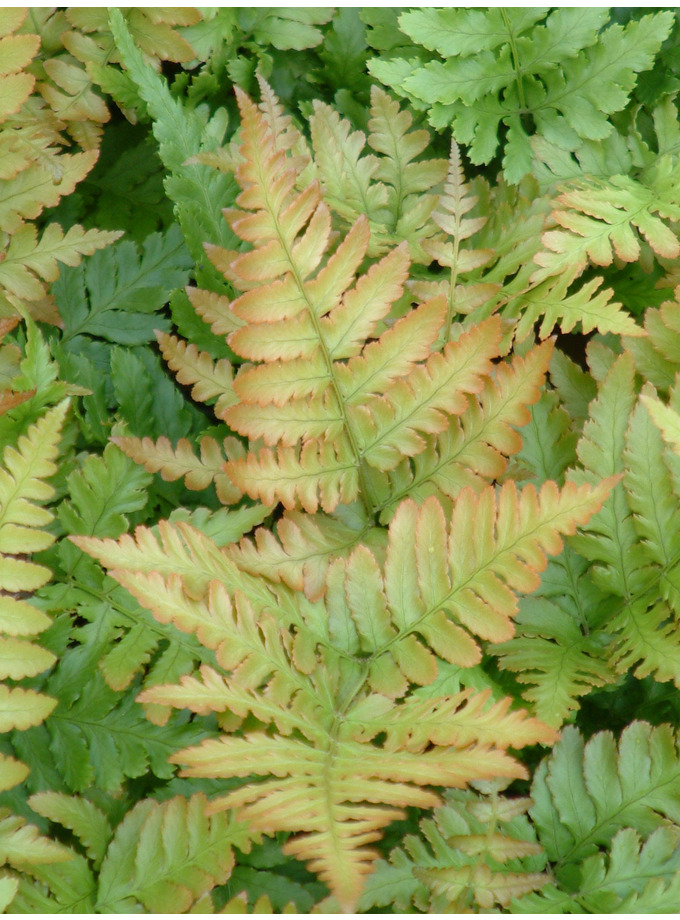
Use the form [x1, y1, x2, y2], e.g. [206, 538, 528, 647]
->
[0, 400, 68, 788]
[76, 474, 611, 909]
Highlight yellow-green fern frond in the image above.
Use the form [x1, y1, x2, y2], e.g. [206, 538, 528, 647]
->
[77, 475, 610, 909]
[0, 400, 68, 786]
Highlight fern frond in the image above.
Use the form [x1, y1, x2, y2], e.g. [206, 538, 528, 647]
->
[420, 138, 497, 338]
[0, 10, 38, 121]
[37, 58, 109, 150]
[517, 826, 680, 912]
[28, 792, 111, 867]
[569, 351, 680, 685]
[0, 223, 121, 317]
[75, 475, 614, 907]
[0, 151, 98, 238]
[227, 441, 359, 514]
[528, 721, 680, 904]
[0, 808, 72, 867]
[373, 339, 553, 521]
[310, 100, 387, 224]
[0, 400, 68, 767]
[109, 9, 238, 288]
[113, 434, 242, 505]
[166, 698, 544, 912]
[360, 482, 613, 689]
[86, 483, 613, 693]
[184, 285, 244, 338]
[310, 86, 447, 259]
[55, 226, 192, 346]
[43, 670, 207, 793]
[510, 275, 642, 341]
[156, 330, 236, 417]
[189, 84, 515, 515]
[360, 783, 547, 912]
[228, 509, 384, 601]
[93, 794, 250, 912]
[624, 287, 680, 390]
[569, 353, 641, 595]
[518, 388, 579, 485]
[624, 393, 680, 614]
[370, 9, 673, 183]
[69, 7, 200, 71]
[347, 316, 501, 472]
[494, 597, 614, 728]
[58, 442, 151, 538]
[532, 160, 680, 286]
[73, 519, 242, 597]
[5, 852, 95, 913]
[9, 793, 250, 913]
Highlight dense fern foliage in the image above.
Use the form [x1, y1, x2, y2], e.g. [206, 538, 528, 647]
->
[4, 5, 680, 913]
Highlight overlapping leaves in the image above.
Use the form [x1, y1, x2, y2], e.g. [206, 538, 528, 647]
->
[77, 473, 611, 908]
[368, 9, 673, 183]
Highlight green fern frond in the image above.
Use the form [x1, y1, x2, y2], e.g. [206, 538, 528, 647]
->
[28, 792, 111, 867]
[0, 400, 69, 783]
[0, 223, 121, 320]
[568, 351, 680, 685]
[93, 794, 251, 912]
[510, 275, 642, 341]
[493, 543, 617, 726]
[109, 9, 238, 291]
[368, 9, 673, 183]
[517, 826, 680, 912]
[514, 721, 680, 912]
[624, 286, 680, 390]
[7, 794, 251, 913]
[54, 225, 192, 346]
[517, 388, 579, 485]
[360, 782, 548, 912]
[57, 443, 151, 538]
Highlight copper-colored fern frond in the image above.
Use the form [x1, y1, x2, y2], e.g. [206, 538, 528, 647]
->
[161, 83, 507, 518]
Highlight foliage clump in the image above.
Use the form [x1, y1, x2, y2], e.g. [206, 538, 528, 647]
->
[4, 5, 680, 915]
